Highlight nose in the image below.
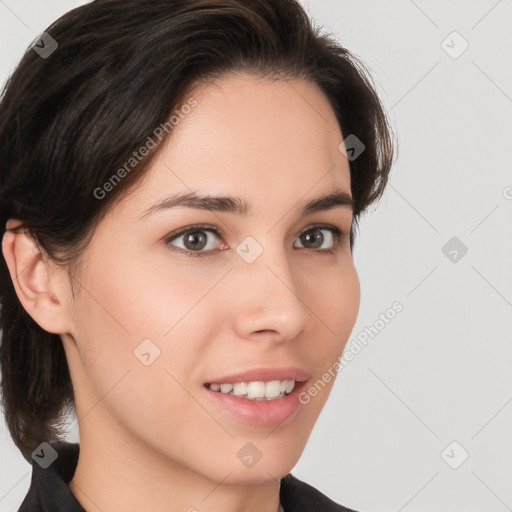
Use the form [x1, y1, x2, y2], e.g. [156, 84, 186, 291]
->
[229, 245, 309, 344]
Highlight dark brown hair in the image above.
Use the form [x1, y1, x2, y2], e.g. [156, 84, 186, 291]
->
[0, 0, 395, 462]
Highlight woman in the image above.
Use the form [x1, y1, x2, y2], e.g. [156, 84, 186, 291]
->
[0, 0, 395, 511]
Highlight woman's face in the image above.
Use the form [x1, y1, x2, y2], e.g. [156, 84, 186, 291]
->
[61, 73, 360, 484]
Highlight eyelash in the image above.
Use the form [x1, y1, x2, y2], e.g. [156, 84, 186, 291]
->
[162, 223, 347, 258]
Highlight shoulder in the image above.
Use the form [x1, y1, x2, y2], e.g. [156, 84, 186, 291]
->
[280, 473, 361, 512]
[17, 441, 84, 512]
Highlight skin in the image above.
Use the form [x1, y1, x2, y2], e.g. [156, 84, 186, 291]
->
[2, 73, 360, 512]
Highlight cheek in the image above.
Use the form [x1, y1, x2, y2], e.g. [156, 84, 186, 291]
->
[300, 260, 360, 400]
[333, 262, 360, 340]
[308, 256, 360, 346]
[76, 249, 206, 341]
[70, 252, 223, 399]
[69, 260, 210, 446]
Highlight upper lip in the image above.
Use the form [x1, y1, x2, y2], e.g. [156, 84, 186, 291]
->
[205, 366, 310, 385]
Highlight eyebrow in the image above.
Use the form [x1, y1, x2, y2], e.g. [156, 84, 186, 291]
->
[137, 188, 353, 220]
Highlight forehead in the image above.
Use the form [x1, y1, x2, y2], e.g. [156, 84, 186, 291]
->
[117, 73, 351, 218]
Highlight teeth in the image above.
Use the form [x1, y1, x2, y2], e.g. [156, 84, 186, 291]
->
[208, 380, 296, 400]
[265, 380, 281, 399]
[232, 382, 248, 396]
[247, 381, 265, 399]
[219, 383, 233, 394]
[285, 380, 295, 393]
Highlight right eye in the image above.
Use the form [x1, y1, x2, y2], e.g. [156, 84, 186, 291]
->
[163, 224, 227, 258]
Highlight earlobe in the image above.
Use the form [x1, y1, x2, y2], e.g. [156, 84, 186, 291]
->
[2, 218, 72, 334]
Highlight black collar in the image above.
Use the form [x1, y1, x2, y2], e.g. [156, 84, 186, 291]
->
[18, 441, 356, 512]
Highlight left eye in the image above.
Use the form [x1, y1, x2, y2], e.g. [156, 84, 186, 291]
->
[163, 223, 345, 258]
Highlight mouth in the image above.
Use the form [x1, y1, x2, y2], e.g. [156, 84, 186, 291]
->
[202, 378, 309, 426]
[204, 379, 298, 401]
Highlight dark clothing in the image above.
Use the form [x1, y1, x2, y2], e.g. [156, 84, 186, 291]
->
[18, 441, 358, 512]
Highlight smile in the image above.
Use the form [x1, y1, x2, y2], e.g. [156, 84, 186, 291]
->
[205, 379, 296, 401]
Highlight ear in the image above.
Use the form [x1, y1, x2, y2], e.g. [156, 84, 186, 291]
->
[2, 218, 74, 335]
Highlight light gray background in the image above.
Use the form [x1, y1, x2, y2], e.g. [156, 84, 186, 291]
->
[1, 1, 511, 511]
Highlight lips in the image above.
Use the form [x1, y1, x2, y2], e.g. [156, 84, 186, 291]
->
[203, 378, 308, 426]
[204, 366, 310, 385]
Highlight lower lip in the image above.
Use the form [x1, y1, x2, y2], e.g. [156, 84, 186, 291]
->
[203, 381, 307, 426]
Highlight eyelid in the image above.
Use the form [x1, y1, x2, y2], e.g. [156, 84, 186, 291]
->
[163, 222, 347, 257]
[164, 223, 224, 241]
